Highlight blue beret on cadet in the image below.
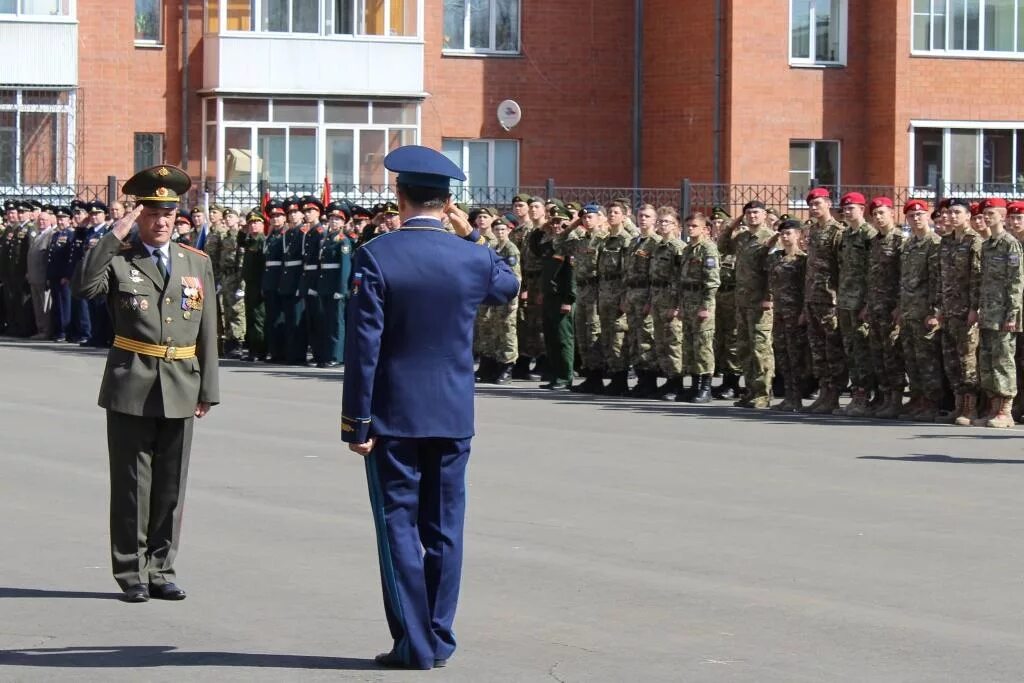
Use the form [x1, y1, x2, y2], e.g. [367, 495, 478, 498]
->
[384, 145, 467, 191]
[582, 203, 602, 214]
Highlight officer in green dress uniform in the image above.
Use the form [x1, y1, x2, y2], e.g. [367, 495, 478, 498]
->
[241, 209, 267, 361]
[71, 164, 219, 603]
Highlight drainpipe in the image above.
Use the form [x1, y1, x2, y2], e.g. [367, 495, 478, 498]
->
[632, 0, 643, 190]
[713, 0, 723, 185]
[181, 0, 189, 169]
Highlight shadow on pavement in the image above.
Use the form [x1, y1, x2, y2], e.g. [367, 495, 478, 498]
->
[859, 453, 1024, 465]
[0, 645, 378, 670]
[0, 587, 116, 600]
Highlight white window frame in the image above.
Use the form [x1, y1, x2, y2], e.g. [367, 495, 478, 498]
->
[442, 0, 521, 55]
[788, 139, 841, 206]
[134, 0, 163, 46]
[0, 0, 75, 20]
[441, 138, 520, 203]
[208, 0, 423, 39]
[789, 0, 848, 67]
[911, 0, 1024, 59]
[203, 96, 420, 190]
[908, 120, 1024, 195]
[0, 87, 77, 189]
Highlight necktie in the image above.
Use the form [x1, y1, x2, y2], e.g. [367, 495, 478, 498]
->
[155, 250, 168, 285]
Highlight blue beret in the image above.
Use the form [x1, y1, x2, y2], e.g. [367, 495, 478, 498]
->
[384, 145, 467, 190]
[582, 203, 602, 214]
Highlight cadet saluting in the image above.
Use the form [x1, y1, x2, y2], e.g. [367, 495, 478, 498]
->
[341, 145, 519, 670]
[72, 165, 219, 603]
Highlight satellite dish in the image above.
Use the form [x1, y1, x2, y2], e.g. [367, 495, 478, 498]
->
[497, 99, 522, 131]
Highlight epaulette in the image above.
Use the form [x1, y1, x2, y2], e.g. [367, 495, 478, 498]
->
[179, 244, 209, 258]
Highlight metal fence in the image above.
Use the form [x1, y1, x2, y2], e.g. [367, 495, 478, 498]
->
[0, 176, 1017, 217]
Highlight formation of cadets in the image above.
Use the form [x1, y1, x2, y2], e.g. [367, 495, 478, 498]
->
[4, 187, 1024, 429]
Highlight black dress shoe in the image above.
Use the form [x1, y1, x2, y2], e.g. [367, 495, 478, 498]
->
[121, 585, 150, 603]
[434, 658, 448, 668]
[149, 582, 186, 600]
[373, 651, 432, 670]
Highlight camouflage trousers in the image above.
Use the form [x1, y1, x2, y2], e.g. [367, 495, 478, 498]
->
[474, 306, 489, 356]
[838, 308, 875, 391]
[979, 329, 1018, 398]
[651, 286, 683, 377]
[518, 273, 545, 359]
[736, 306, 774, 398]
[714, 288, 740, 375]
[218, 276, 246, 343]
[479, 301, 519, 364]
[867, 310, 905, 391]
[805, 303, 847, 387]
[624, 287, 657, 371]
[574, 282, 602, 371]
[773, 311, 809, 391]
[680, 293, 715, 375]
[940, 316, 979, 393]
[598, 283, 628, 372]
[900, 317, 943, 400]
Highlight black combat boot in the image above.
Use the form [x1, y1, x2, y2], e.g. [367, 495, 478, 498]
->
[713, 372, 739, 400]
[572, 368, 605, 394]
[475, 357, 495, 382]
[629, 371, 658, 398]
[653, 374, 682, 400]
[492, 362, 514, 385]
[676, 374, 700, 402]
[692, 374, 713, 403]
[510, 356, 533, 380]
[603, 370, 629, 397]
[531, 354, 548, 381]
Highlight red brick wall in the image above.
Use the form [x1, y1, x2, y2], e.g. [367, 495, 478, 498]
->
[421, 0, 637, 187]
[77, 0, 204, 184]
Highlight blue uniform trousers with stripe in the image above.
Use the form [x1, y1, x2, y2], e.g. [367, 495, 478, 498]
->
[364, 436, 471, 669]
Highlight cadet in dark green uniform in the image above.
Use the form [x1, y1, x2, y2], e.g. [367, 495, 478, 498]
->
[316, 201, 354, 367]
[241, 209, 267, 361]
[71, 165, 219, 603]
[536, 205, 576, 390]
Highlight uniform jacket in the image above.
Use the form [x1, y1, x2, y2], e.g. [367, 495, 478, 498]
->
[804, 219, 846, 306]
[241, 232, 267, 304]
[979, 229, 1024, 330]
[767, 250, 807, 318]
[46, 226, 75, 282]
[728, 225, 774, 308]
[27, 226, 54, 286]
[261, 230, 284, 295]
[837, 221, 878, 311]
[937, 228, 982, 320]
[341, 218, 519, 443]
[317, 231, 353, 300]
[300, 225, 324, 295]
[899, 231, 941, 320]
[679, 236, 721, 310]
[866, 229, 903, 316]
[72, 232, 220, 418]
[279, 227, 307, 297]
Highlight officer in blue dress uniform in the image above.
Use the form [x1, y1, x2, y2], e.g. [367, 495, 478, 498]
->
[83, 200, 113, 347]
[261, 199, 287, 362]
[341, 146, 520, 670]
[316, 201, 353, 367]
[47, 206, 76, 341]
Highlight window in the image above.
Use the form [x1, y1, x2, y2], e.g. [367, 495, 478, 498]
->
[911, 124, 1024, 192]
[0, 88, 75, 187]
[790, 0, 846, 65]
[440, 139, 519, 202]
[443, 0, 520, 53]
[203, 97, 419, 192]
[0, 0, 71, 16]
[135, 0, 162, 43]
[789, 140, 840, 198]
[209, 0, 419, 36]
[134, 133, 165, 172]
[913, 0, 1024, 55]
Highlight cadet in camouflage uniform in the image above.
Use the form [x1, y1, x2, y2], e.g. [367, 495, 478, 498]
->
[677, 213, 720, 403]
[802, 188, 847, 414]
[973, 198, 1023, 428]
[864, 197, 906, 419]
[834, 193, 878, 416]
[471, 208, 497, 369]
[240, 210, 267, 362]
[567, 205, 605, 393]
[722, 200, 777, 408]
[767, 218, 809, 411]
[479, 217, 521, 384]
[897, 199, 943, 421]
[649, 207, 686, 398]
[514, 195, 548, 380]
[712, 207, 741, 399]
[623, 204, 661, 397]
[1005, 201, 1024, 422]
[218, 207, 247, 357]
[936, 198, 982, 425]
[596, 200, 631, 396]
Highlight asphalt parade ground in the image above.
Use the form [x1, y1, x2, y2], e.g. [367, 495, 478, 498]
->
[2, 339, 1024, 682]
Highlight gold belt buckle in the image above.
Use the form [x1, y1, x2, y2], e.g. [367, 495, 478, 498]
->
[164, 346, 177, 361]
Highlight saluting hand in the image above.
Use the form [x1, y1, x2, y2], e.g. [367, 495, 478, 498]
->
[444, 200, 473, 238]
[112, 204, 143, 241]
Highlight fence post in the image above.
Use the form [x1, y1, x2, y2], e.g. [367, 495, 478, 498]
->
[106, 175, 117, 205]
[258, 178, 268, 204]
[932, 174, 943, 203]
[680, 178, 692, 218]
[545, 177, 555, 200]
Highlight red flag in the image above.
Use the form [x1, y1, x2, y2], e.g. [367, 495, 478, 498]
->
[260, 189, 272, 235]
[321, 174, 331, 207]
